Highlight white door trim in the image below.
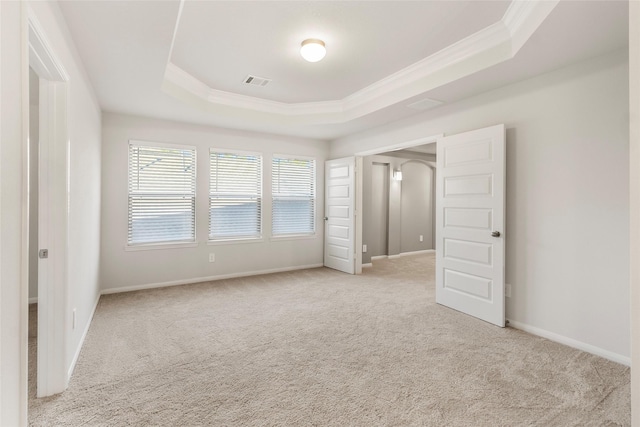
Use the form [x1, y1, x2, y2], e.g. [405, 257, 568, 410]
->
[26, 7, 70, 398]
[354, 135, 442, 157]
[354, 156, 363, 274]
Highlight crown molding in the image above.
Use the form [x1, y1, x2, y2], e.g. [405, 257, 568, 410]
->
[343, 20, 509, 108]
[164, 63, 342, 116]
[162, 0, 558, 125]
[27, 6, 69, 81]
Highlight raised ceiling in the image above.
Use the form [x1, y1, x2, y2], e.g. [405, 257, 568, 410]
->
[171, 1, 510, 104]
[57, 0, 628, 140]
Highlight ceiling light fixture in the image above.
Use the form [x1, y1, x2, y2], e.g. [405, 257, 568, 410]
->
[300, 39, 326, 63]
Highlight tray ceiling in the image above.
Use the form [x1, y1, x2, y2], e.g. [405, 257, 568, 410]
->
[171, 1, 510, 104]
[57, 0, 629, 139]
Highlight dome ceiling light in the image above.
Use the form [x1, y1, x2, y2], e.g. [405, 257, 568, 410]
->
[300, 39, 326, 63]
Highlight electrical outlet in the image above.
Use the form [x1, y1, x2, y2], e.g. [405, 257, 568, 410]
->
[363, 244, 367, 253]
[72, 308, 76, 330]
[209, 253, 215, 263]
[505, 283, 512, 298]
[419, 235, 424, 242]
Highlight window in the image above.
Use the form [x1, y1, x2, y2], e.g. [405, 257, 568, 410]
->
[209, 150, 262, 240]
[128, 141, 196, 246]
[272, 156, 316, 236]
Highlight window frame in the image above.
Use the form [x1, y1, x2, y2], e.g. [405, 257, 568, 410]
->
[271, 154, 318, 239]
[125, 139, 198, 250]
[208, 148, 264, 243]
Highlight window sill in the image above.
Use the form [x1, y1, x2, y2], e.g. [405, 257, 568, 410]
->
[124, 241, 199, 252]
[207, 238, 263, 246]
[270, 234, 317, 242]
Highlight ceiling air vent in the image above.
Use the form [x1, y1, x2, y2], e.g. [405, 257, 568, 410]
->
[407, 98, 443, 111]
[243, 75, 271, 87]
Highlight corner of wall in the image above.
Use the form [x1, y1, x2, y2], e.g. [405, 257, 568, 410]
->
[628, 0, 640, 423]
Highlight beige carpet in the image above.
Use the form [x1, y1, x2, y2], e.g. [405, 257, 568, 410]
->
[29, 253, 630, 426]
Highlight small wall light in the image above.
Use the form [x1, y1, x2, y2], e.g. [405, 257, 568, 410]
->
[300, 39, 326, 63]
[393, 169, 403, 181]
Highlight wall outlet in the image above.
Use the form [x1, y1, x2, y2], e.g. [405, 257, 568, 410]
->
[505, 283, 512, 298]
[72, 308, 76, 330]
[419, 235, 424, 242]
[209, 253, 215, 263]
[362, 244, 367, 253]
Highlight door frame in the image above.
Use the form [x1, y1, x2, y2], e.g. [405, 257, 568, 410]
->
[354, 134, 442, 273]
[24, 6, 70, 397]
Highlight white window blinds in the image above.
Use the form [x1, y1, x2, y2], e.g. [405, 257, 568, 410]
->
[210, 151, 262, 240]
[128, 142, 196, 245]
[272, 156, 316, 236]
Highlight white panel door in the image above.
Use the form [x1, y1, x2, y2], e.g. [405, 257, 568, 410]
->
[325, 157, 355, 274]
[436, 124, 506, 327]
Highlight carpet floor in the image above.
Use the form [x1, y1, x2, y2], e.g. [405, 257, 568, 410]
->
[28, 253, 630, 426]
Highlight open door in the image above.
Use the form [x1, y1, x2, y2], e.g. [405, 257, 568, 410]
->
[30, 10, 70, 397]
[435, 124, 505, 327]
[324, 157, 356, 274]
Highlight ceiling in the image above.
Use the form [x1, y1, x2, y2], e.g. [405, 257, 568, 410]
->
[171, 1, 510, 104]
[57, 0, 628, 141]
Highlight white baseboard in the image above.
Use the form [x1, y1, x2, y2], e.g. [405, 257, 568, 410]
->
[506, 319, 630, 367]
[68, 294, 100, 379]
[388, 249, 435, 259]
[29, 297, 38, 304]
[101, 263, 325, 295]
[362, 263, 373, 268]
[370, 255, 388, 261]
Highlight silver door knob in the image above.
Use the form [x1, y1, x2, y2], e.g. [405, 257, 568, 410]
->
[324, 217, 328, 221]
[491, 231, 501, 237]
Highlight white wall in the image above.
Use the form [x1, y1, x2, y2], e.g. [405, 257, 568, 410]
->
[1, 2, 28, 424]
[332, 50, 631, 363]
[628, 0, 639, 422]
[27, 1, 103, 380]
[101, 113, 329, 292]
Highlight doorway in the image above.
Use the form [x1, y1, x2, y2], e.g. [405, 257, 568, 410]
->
[355, 126, 507, 327]
[27, 10, 71, 399]
[359, 142, 437, 271]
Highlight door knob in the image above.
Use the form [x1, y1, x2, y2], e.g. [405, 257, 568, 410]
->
[491, 231, 501, 237]
[324, 217, 328, 221]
